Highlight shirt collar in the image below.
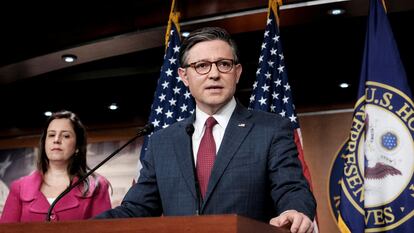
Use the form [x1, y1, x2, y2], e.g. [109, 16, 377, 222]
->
[194, 97, 236, 137]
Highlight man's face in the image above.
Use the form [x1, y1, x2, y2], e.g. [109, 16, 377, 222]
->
[178, 40, 242, 115]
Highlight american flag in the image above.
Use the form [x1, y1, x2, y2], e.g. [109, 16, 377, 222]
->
[140, 11, 195, 159]
[248, 0, 313, 187]
[249, 1, 318, 231]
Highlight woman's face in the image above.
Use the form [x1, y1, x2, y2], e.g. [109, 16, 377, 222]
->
[45, 118, 77, 164]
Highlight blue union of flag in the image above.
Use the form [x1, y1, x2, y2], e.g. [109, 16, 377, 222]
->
[140, 10, 195, 159]
[249, 1, 318, 231]
[248, 0, 314, 189]
[328, 0, 414, 232]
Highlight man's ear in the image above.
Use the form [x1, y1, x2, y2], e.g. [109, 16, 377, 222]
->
[235, 63, 243, 84]
[178, 67, 189, 87]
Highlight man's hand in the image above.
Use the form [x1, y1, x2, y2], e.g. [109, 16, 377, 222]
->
[269, 210, 314, 233]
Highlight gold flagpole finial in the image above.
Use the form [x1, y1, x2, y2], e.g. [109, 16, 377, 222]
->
[165, 0, 181, 47]
[269, 0, 283, 26]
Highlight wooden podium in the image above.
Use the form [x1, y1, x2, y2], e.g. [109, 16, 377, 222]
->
[0, 215, 287, 233]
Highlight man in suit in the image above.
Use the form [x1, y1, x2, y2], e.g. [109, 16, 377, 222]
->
[96, 27, 316, 233]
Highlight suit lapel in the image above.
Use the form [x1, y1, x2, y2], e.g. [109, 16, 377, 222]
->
[174, 117, 198, 200]
[202, 104, 253, 207]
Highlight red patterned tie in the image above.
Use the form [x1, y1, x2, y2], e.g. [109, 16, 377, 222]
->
[196, 117, 217, 199]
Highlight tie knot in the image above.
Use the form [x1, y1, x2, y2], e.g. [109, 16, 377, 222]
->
[205, 117, 217, 129]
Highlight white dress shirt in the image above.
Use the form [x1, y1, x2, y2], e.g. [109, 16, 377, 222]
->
[192, 97, 236, 164]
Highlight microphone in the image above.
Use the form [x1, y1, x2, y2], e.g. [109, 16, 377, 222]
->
[46, 124, 154, 221]
[185, 123, 202, 215]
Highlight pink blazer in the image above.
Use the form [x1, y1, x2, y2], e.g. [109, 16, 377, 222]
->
[0, 171, 111, 222]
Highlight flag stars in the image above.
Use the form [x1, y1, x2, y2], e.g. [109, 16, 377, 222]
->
[159, 93, 166, 102]
[267, 60, 274, 67]
[289, 114, 297, 123]
[173, 86, 181, 94]
[169, 57, 177, 64]
[259, 97, 267, 105]
[259, 55, 263, 63]
[152, 119, 160, 127]
[144, 23, 195, 151]
[277, 65, 284, 73]
[274, 79, 282, 86]
[155, 106, 163, 115]
[165, 110, 173, 118]
[261, 84, 270, 92]
[249, 95, 255, 103]
[267, 18, 272, 25]
[180, 104, 188, 112]
[173, 45, 180, 53]
[248, 11, 303, 138]
[169, 98, 177, 106]
[253, 81, 258, 89]
[161, 81, 169, 89]
[284, 83, 291, 91]
[184, 91, 191, 99]
[165, 68, 173, 76]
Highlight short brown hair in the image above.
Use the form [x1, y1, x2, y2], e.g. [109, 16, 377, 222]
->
[179, 27, 239, 66]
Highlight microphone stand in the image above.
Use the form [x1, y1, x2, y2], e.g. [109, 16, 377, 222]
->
[45, 124, 153, 222]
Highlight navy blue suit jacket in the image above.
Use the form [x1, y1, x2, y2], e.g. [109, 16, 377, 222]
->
[97, 104, 316, 222]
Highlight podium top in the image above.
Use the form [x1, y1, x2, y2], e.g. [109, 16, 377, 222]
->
[0, 214, 287, 233]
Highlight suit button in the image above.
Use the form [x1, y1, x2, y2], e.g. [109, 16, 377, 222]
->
[50, 214, 56, 221]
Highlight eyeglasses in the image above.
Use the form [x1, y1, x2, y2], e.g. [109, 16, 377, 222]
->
[183, 59, 235, 75]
